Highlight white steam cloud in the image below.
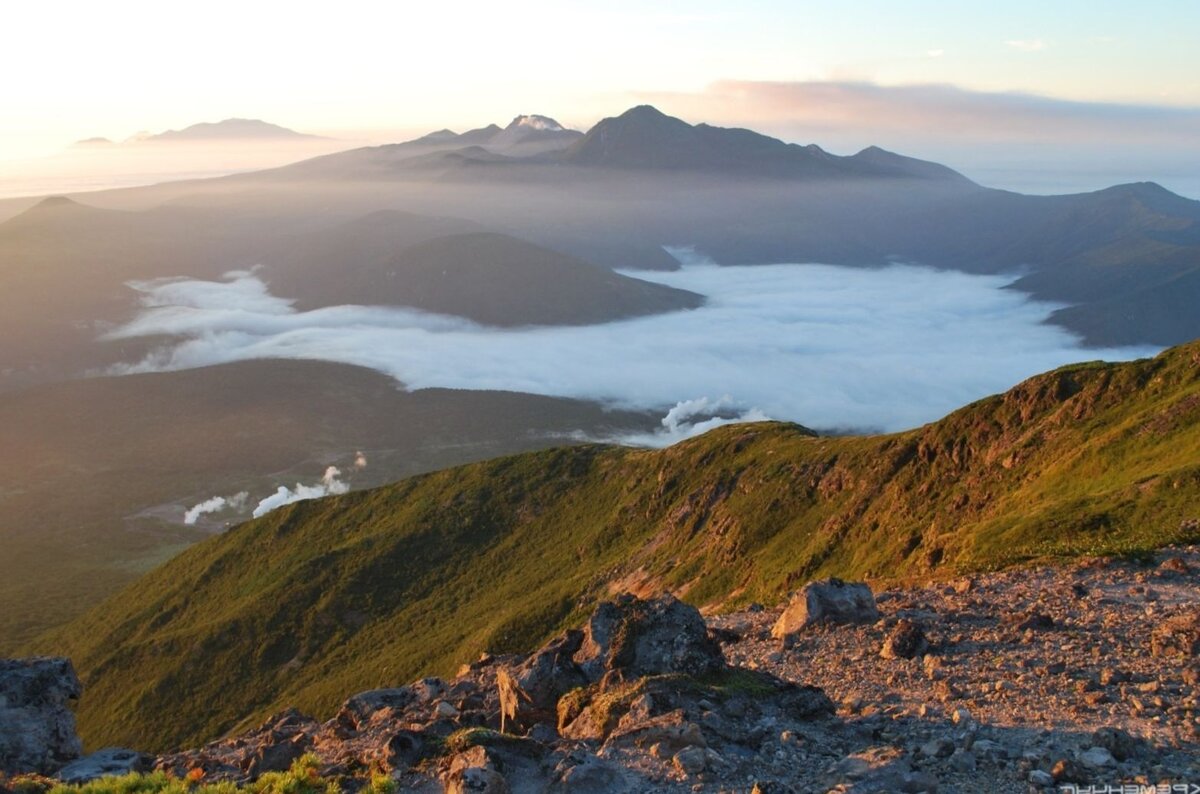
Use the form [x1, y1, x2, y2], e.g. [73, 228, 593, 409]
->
[183, 491, 249, 525]
[618, 395, 771, 446]
[354, 451, 368, 469]
[106, 260, 1160, 443]
[251, 466, 349, 518]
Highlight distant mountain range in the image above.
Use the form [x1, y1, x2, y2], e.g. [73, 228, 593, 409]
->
[271, 106, 965, 183]
[72, 118, 324, 147]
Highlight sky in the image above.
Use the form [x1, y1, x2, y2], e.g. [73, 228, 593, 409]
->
[106, 258, 1159, 443]
[3, 0, 1198, 194]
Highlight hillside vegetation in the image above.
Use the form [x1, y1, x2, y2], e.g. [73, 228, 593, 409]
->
[32, 343, 1200, 751]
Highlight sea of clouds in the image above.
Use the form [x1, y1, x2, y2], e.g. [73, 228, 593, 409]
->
[107, 259, 1161, 445]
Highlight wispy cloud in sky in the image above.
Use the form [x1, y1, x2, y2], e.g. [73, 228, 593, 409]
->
[642, 79, 1200, 196]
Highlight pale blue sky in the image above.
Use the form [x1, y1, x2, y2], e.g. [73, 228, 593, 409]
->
[2, 0, 1197, 161]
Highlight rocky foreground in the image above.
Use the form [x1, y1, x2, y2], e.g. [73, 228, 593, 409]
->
[4, 548, 1199, 793]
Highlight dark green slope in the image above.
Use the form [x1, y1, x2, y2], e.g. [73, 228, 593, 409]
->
[32, 343, 1200, 751]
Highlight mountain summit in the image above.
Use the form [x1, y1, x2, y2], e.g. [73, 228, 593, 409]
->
[507, 114, 566, 132]
[563, 105, 972, 183]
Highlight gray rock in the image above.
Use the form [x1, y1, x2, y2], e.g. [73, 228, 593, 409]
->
[381, 730, 424, 773]
[672, 745, 707, 775]
[444, 746, 509, 794]
[556, 754, 619, 792]
[1090, 727, 1143, 762]
[1078, 745, 1116, 771]
[574, 594, 724, 680]
[919, 738, 954, 759]
[772, 579, 879, 639]
[242, 734, 308, 778]
[336, 687, 415, 729]
[1029, 769, 1054, 786]
[881, 619, 929, 660]
[410, 677, 447, 703]
[949, 748, 976, 773]
[56, 748, 148, 783]
[0, 657, 83, 775]
[1012, 611, 1055, 632]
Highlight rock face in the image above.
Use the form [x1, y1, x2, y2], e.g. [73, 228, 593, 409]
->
[0, 657, 83, 775]
[496, 630, 586, 730]
[574, 594, 725, 679]
[771, 578, 879, 639]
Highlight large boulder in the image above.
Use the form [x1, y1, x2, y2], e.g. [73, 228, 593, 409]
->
[574, 594, 725, 680]
[0, 657, 83, 775]
[771, 579, 878, 639]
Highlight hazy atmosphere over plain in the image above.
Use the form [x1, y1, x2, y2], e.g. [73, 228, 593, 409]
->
[3, 0, 1200, 196]
[4, 3, 1200, 788]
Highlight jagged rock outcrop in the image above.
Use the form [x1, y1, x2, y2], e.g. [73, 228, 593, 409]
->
[140, 593, 833, 791]
[23, 549, 1200, 792]
[496, 630, 586, 731]
[574, 593, 725, 679]
[771, 578, 879, 640]
[0, 658, 83, 775]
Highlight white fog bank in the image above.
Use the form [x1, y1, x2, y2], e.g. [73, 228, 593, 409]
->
[105, 262, 1160, 444]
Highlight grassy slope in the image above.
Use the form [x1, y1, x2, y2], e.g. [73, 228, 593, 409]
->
[0, 359, 652, 651]
[30, 343, 1200, 751]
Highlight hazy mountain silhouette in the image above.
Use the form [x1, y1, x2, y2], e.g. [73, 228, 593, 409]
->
[561, 105, 973, 182]
[143, 118, 324, 142]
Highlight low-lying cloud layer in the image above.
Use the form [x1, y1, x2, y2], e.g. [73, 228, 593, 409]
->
[107, 260, 1159, 443]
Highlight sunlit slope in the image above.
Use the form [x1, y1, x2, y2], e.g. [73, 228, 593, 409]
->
[35, 342, 1200, 751]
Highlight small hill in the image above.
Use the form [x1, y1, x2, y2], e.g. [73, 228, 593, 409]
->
[270, 228, 703, 324]
[261, 209, 486, 310]
[361, 231, 703, 325]
[32, 342, 1200, 751]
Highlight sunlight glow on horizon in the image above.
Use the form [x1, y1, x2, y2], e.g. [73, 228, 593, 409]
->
[4, 0, 1199, 163]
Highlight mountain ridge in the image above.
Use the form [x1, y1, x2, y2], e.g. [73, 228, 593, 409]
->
[561, 105, 975, 183]
[30, 340, 1200, 751]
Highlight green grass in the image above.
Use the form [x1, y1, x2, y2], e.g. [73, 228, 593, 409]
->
[27, 342, 1200, 752]
[0, 755, 394, 794]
